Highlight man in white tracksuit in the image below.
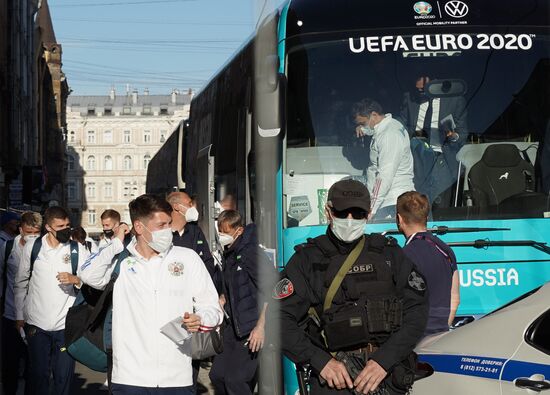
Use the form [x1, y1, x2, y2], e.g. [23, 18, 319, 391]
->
[354, 98, 415, 220]
[80, 194, 222, 394]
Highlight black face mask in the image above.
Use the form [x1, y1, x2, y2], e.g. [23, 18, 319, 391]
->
[103, 229, 114, 238]
[55, 228, 72, 244]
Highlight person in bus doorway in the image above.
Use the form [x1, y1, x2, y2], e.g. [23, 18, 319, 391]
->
[399, 75, 468, 208]
[209, 210, 271, 395]
[354, 98, 415, 221]
[1, 211, 41, 395]
[167, 191, 219, 391]
[79, 194, 222, 394]
[396, 191, 460, 336]
[275, 179, 428, 395]
[14, 206, 90, 395]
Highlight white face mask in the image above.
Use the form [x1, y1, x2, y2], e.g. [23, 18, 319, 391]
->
[184, 206, 199, 223]
[360, 125, 375, 136]
[143, 225, 173, 253]
[24, 234, 39, 243]
[218, 233, 234, 247]
[331, 217, 366, 243]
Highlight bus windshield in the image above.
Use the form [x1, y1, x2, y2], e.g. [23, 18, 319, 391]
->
[284, 28, 550, 228]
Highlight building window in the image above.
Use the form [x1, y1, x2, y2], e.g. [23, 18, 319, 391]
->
[123, 181, 138, 198]
[70, 131, 75, 143]
[87, 182, 96, 198]
[123, 209, 130, 223]
[124, 130, 131, 143]
[143, 105, 152, 115]
[104, 106, 112, 116]
[104, 130, 112, 144]
[88, 210, 96, 225]
[67, 154, 75, 171]
[160, 130, 167, 143]
[87, 130, 96, 144]
[123, 155, 132, 170]
[104, 155, 113, 170]
[68, 182, 76, 201]
[123, 106, 131, 115]
[143, 154, 151, 169]
[87, 155, 96, 170]
[160, 106, 168, 115]
[104, 182, 112, 198]
[144, 130, 151, 143]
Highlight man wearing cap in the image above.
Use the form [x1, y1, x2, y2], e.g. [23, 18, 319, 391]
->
[275, 179, 428, 395]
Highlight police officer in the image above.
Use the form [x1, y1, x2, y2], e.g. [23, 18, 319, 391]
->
[275, 179, 428, 394]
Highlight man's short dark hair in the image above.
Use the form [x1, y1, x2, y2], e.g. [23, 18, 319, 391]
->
[44, 206, 69, 226]
[129, 194, 172, 224]
[71, 226, 87, 245]
[352, 98, 384, 118]
[217, 210, 243, 230]
[101, 209, 121, 222]
[396, 191, 430, 225]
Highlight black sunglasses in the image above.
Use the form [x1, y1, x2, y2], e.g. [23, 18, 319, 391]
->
[330, 207, 368, 220]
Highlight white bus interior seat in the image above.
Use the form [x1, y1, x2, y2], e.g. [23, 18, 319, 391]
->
[456, 142, 539, 207]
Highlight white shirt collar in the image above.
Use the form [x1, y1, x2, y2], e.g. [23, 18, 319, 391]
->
[373, 113, 393, 133]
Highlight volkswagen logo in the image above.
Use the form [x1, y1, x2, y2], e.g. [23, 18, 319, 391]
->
[414, 1, 433, 15]
[444, 0, 469, 18]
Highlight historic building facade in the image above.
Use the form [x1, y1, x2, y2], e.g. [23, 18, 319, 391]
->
[66, 89, 191, 233]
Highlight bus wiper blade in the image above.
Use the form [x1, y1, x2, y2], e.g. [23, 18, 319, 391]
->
[381, 226, 511, 236]
[448, 239, 550, 256]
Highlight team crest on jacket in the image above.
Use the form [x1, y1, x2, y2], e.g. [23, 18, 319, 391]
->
[272, 278, 294, 299]
[168, 262, 184, 276]
[408, 270, 426, 291]
[63, 253, 71, 264]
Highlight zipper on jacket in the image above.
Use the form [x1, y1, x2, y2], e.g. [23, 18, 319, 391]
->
[154, 288, 159, 386]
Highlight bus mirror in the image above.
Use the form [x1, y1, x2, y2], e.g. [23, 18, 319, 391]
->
[255, 12, 283, 137]
[259, 55, 279, 93]
[426, 79, 467, 98]
[256, 56, 283, 137]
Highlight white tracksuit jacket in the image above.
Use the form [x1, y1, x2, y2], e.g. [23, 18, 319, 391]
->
[80, 237, 222, 388]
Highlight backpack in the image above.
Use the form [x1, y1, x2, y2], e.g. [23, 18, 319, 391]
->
[64, 248, 129, 372]
[30, 238, 79, 280]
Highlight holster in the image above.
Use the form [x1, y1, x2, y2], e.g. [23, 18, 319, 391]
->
[388, 352, 418, 394]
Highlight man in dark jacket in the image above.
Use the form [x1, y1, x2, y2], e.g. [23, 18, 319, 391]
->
[209, 210, 269, 395]
[276, 179, 428, 394]
[400, 75, 468, 207]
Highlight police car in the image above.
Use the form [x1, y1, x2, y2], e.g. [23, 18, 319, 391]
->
[414, 282, 550, 394]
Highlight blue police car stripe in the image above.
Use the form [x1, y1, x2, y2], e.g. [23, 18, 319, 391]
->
[418, 354, 550, 382]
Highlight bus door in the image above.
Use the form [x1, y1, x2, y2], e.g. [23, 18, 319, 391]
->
[195, 144, 217, 253]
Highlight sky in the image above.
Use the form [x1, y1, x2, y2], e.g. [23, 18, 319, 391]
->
[49, 0, 280, 96]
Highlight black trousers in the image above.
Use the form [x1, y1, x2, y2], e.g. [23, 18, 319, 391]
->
[309, 375, 403, 395]
[209, 326, 258, 395]
[1, 317, 27, 395]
